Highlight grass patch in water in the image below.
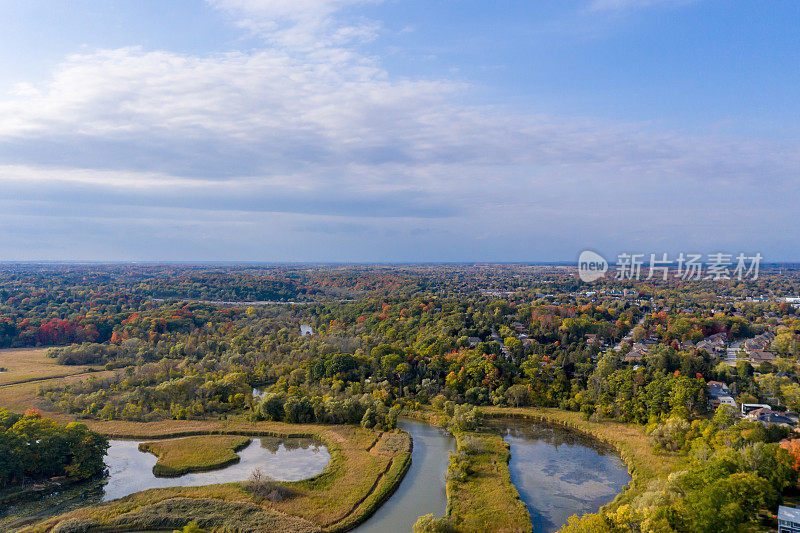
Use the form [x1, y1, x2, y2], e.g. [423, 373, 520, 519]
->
[23, 421, 412, 533]
[444, 430, 531, 533]
[138, 435, 251, 477]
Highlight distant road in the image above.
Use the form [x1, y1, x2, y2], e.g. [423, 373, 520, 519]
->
[152, 298, 312, 306]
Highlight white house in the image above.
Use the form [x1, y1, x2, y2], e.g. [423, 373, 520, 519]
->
[779, 505, 800, 533]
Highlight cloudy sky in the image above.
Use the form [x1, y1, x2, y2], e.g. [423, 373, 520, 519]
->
[1, 0, 798, 262]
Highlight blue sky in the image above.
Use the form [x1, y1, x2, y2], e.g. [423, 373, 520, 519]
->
[1, 0, 798, 262]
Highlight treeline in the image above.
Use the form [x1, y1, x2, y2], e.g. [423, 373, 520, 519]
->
[563, 407, 796, 532]
[0, 408, 108, 490]
[254, 392, 401, 430]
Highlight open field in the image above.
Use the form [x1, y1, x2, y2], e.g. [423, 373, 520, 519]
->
[21, 420, 411, 533]
[139, 435, 252, 477]
[0, 348, 101, 386]
[446, 430, 531, 533]
[0, 369, 117, 414]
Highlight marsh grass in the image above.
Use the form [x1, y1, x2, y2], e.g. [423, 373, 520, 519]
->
[138, 435, 251, 477]
[445, 430, 531, 533]
[0, 348, 100, 386]
[24, 421, 412, 533]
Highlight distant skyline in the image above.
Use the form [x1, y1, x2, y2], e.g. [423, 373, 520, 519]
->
[2, 0, 799, 262]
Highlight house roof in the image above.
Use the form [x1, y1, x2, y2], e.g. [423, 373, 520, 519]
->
[749, 407, 772, 417]
[779, 506, 800, 523]
[749, 350, 776, 362]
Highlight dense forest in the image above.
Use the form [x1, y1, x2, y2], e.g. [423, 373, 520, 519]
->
[2, 263, 800, 530]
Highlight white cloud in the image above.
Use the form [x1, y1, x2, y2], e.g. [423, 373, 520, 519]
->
[0, 0, 797, 260]
[208, 0, 383, 49]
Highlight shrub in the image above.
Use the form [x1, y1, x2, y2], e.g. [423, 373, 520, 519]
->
[650, 417, 691, 452]
[431, 394, 447, 410]
[413, 514, 455, 532]
[173, 521, 207, 533]
[459, 435, 485, 455]
[243, 468, 293, 502]
[447, 450, 471, 482]
[449, 404, 480, 432]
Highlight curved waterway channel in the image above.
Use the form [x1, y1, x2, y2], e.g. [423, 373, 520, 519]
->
[356, 417, 631, 533]
[0, 435, 330, 530]
[2, 418, 630, 532]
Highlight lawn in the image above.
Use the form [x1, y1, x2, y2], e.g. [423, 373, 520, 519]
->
[138, 435, 252, 477]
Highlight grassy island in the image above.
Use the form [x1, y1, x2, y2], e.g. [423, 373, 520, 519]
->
[138, 435, 252, 477]
[446, 430, 531, 533]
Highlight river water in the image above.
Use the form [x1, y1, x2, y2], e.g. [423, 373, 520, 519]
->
[2, 418, 630, 533]
[492, 419, 631, 532]
[355, 417, 630, 533]
[351, 418, 454, 533]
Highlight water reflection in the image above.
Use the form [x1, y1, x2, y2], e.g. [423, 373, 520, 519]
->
[103, 437, 330, 501]
[490, 419, 631, 533]
[351, 418, 454, 533]
[0, 435, 330, 530]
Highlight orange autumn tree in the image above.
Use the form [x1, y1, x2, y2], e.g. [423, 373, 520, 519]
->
[780, 439, 800, 472]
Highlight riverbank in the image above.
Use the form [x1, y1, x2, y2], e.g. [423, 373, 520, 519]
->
[405, 406, 684, 532]
[19, 421, 411, 533]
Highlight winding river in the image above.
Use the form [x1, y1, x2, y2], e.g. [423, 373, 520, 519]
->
[352, 418, 454, 533]
[2, 417, 630, 532]
[355, 417, 630, 533]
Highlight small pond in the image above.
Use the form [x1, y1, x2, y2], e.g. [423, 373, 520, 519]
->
[103, 436, 330, 501]
[0, 435, 329, 531]
[492, 419, 631, 532]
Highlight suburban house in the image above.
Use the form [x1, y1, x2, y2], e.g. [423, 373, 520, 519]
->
[707, 381, 736, 409]
[779, 505, 800, 533]
[707, 381, 730, 396]
[696, 332, 727, 356]
[741, 403, 772, 416]
[746, 407, 797, 428]
[747, 349, 777, 365]
[743, 331, 775, 354]
[624, 342, 649, 363]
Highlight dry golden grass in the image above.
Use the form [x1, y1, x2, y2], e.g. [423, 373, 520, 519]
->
[24, 420, 412, 533]
[0, 369, 116, 415]
[0, 347, 99, 386]
[138, 435, 252, 477]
